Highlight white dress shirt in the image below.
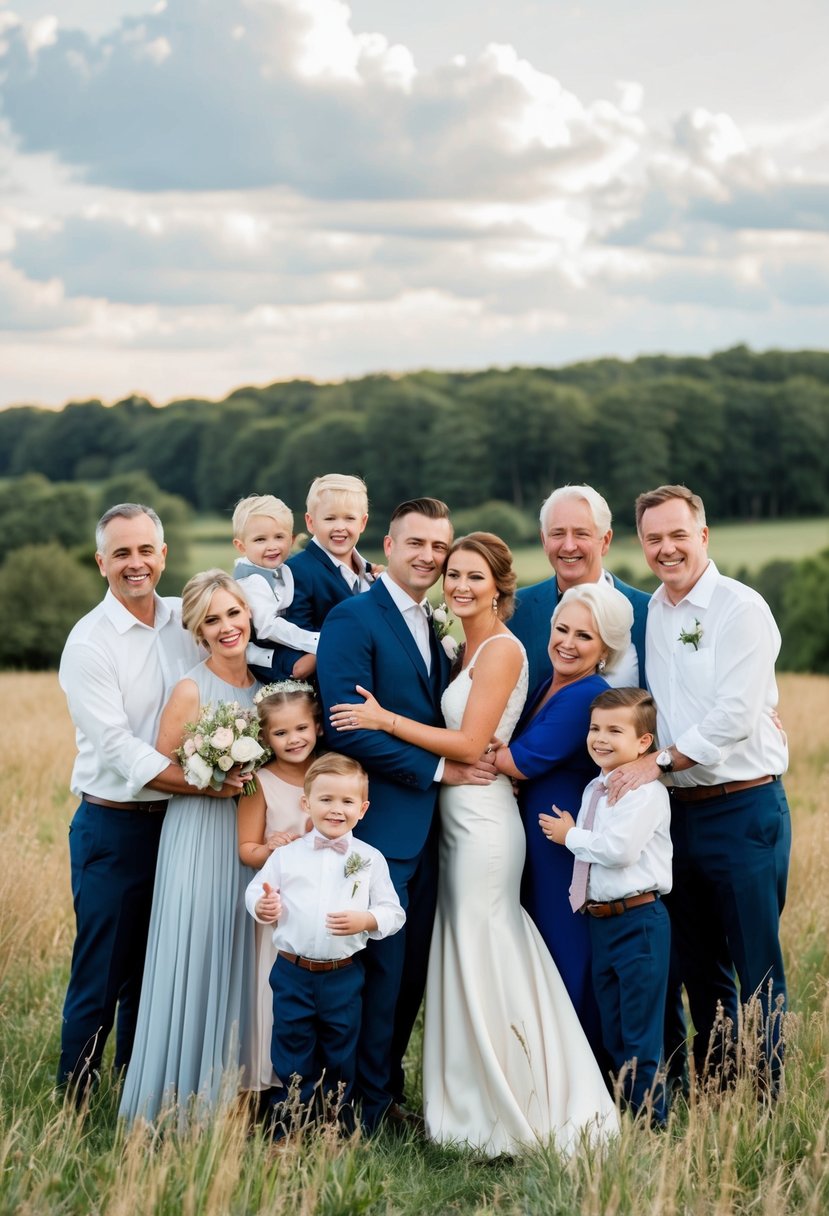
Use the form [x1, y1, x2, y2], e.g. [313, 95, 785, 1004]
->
[645, 561, 788, 786]
[312, 536, 375, 593]
[246, 830, 405, 961]
[566, 776, 673, 902]
[380, 572, 432, 673]
[378, 572, 446, 781]
[234, 559, 320, 668]
[59, 590, 200, 802]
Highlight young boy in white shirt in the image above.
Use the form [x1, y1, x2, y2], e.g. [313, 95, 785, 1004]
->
[541, 687, 672, 1124]
[232, 494, 319, 682]
[245, 752, 404, 1135]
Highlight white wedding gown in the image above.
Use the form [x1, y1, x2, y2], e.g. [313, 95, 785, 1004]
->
[422, 634, 619, 1157]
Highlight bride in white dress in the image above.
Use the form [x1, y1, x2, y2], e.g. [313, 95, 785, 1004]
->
[330, 532, 618, 1156]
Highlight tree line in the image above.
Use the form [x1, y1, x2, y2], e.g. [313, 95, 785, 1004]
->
[2, 345, 829, 536]
[0, 346, 827, 672]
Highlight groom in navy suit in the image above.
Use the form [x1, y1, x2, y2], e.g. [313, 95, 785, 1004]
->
[317, 498, 494, 1130]
[510, 484, 650, 692]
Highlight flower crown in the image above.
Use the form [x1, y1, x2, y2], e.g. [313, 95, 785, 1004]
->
[253, 679, 317, 705]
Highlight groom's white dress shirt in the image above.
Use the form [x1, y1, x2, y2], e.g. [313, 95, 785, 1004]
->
[59, 589, 198, 802]
[246, 830, 405, 961]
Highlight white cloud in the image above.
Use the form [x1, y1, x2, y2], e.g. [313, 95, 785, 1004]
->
[0, 0, 827, 408]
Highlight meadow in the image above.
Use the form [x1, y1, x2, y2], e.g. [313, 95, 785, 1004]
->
[1, 671, 828, 1214]
[188, 515, 829, 588]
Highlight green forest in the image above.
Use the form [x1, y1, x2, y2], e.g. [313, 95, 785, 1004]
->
[0, 344, 827, 671]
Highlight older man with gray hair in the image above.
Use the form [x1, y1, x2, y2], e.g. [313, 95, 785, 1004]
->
[57, 503, 202, 1100]
[510, 484, 649, 693]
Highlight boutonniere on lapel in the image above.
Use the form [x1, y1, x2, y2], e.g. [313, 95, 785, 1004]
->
[344, 852, 371, 898]
[431, 601, 459, 660]
[678, 618, 704, 650]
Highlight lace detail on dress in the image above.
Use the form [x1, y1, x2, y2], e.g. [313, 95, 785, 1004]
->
[441, 633, 528, 744]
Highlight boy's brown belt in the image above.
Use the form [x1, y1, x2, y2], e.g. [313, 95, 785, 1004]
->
[278, 950, 354, 973]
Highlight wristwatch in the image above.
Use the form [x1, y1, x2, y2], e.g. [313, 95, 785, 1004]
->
[656, 748, 674, 774]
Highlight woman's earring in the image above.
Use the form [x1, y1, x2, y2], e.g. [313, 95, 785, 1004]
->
[492, 596, 499, 614]
[598, 658, 607, 672]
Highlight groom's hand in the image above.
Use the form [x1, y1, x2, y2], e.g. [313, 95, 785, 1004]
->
[442, 757, 498, 786]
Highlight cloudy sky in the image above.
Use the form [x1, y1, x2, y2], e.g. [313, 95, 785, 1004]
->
[1, 0, 827, 409]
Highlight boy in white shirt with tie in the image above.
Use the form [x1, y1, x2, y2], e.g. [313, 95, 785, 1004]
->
[246, 753, 404, 1134]
[541, 687, 672, 1124]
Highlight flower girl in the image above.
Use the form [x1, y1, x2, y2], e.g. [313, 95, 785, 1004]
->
[237, 681, 320, 1091]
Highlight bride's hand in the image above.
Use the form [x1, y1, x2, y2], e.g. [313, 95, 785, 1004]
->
[330, 685, 391, 733]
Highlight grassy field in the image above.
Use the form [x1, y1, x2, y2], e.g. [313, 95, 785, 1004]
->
[1, 672, 828, 1213]
[188, 515, 829, 588]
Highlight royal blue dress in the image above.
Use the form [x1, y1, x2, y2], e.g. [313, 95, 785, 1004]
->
[509, 673, 609, 1055]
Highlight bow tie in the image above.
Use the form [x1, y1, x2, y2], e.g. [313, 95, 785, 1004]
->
[314, 835, 349, 854]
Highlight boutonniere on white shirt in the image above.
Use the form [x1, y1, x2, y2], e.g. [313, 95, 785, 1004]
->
[432, 602, 459, 660]
[678, 618, 704, 650]
[344, 852, 371, 897]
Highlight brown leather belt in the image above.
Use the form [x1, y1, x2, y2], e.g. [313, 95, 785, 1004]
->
[669, 775, 776, 803]
[82, 793, 169, 813]
[585, 891, 659, 919]
[278, 950, 354, 973]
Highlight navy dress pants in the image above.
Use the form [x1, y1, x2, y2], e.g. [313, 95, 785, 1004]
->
[666, 780, 791, 1079]
[589, 898, 671, 1122]
[269, 953, 364, 1126]
[58, 800, 164, 1088]
[353, 825, 438, 1130]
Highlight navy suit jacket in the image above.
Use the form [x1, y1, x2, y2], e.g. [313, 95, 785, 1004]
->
[317, 580, 451, 862]
[510, 573, 650, 693]
[286, 542, 358, 633]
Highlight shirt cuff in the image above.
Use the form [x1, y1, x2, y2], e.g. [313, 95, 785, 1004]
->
[128, 746, 177, 798]
[433, 757, 446, 782]
[674, 725, 724, 768]
[246, 642, 274, 666]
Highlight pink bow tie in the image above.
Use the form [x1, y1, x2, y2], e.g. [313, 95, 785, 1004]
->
[314, 835, 349, 854]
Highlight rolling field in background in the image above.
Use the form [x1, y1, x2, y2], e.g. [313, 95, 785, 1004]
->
[1, 671, 828, 1213]
[188, 514, 829, 587]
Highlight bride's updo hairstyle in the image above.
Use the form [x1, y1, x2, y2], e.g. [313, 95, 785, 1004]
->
[448, 532, 517, 621]
[181, 568, 250, 645]
[553, 584, 633, 673]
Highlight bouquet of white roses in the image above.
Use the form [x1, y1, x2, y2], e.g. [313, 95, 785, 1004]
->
[175, 701, 268, 797]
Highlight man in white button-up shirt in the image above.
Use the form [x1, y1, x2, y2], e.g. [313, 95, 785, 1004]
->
[57, 503, 202, 1098]
[609, 484, 791, 1087]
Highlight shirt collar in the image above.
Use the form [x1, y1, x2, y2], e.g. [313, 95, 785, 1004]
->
[311, 535, 368, 583]
[380, 571, 428, 616]
[651, 559, 718, 610]
[308, 828, 354, 850]
[103, 587, 170, 633]
[556, 568, 613, 596]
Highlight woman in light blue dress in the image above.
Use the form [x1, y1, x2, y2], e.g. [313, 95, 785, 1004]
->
[120, 570, 258, 1126]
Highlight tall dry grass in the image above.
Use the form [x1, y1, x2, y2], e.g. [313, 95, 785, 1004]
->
[1, 671, 828, 1214]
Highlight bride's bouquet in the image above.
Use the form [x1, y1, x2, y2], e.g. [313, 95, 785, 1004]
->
[175, 701, 268, 797]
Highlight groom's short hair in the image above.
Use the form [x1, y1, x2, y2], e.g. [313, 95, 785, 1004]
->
[389, 497, 451, 533]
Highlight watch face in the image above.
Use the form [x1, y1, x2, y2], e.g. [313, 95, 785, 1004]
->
[657, 750, 672, 770]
